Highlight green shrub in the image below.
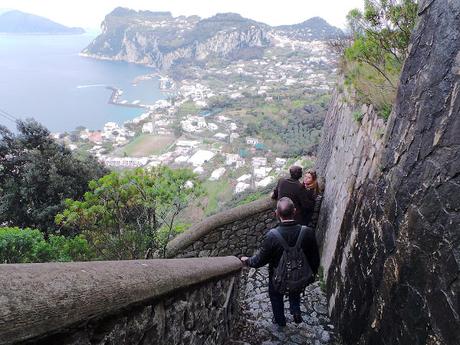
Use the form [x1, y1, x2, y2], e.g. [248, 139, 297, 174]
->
[56, 167, 203, 260]
[0, 227, 94, 263]
[353, 110, 364, 123]
[317, 266, 327, 293]
[343, 0, 418, 120]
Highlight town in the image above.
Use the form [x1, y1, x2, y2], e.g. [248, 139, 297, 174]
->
[54, 35, 337, 214]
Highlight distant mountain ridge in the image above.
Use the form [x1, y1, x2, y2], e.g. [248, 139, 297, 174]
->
[82, 7, 343, 70]
[276, 16, 344, 40]
[0, 10, 85, 34]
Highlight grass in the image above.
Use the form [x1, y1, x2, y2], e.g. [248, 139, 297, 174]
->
[317, 266, 326, 293]
[115, 134, 175, 157]
[353, 110, 364, 123]
[343, 61, 398, 121]
[202, 179, 233, 216]
[237, 191, 265, 206]
[176, 101, 200, 117]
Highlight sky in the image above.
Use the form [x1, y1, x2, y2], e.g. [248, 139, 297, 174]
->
[0, 0, 364, 30]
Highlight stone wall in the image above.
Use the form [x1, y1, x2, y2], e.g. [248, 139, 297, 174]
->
[315, 0, 460, 344]
[166, 197, 277, 258]
[0, 257, 242, 345]
[315, 91, 386, 276]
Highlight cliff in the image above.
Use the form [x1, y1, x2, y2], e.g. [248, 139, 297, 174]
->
[81, 8, 342, 70]
[316, 0, 460, 344]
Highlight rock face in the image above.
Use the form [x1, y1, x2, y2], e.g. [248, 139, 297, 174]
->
[82, 8, 342, 70]
[82, 9, 270, 70]
[316, 0, 460, 344]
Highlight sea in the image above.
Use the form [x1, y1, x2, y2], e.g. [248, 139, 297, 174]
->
[0, 34, 164, 132]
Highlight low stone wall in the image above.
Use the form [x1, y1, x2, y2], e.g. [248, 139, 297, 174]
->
[0, 257, 242, 345]
[166, 197, 277, 258]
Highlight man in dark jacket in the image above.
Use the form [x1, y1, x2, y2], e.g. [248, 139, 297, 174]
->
[241, 197, 320, 329]
[272, 166, 313, 225]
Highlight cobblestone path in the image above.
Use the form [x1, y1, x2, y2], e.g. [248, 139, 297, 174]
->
[229, 266, 339, 345]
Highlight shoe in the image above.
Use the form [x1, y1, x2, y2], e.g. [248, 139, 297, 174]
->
[293, 313, 303, 324]
[272, 317, 286, 326]
[271, 316, 286, 329]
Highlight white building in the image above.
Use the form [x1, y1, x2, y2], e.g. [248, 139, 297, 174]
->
[252, 157, 268, 168]
[102, 157, 149, 168]
[235, 182, 250, 194]
[256, 176, 275, 188]
[174, 155, 190, 163]
[142, 122, 154, 134]
[188, 150, 215, 166]
[275, 157, 287, 167]
[225, 154, 240, 166]
[246, 137, 260, 146]
[214, 133, 228, 140]
[254, 166, 272, 179]
[181, 116, 208, 133]
[229, 133, 240, 142]
[209, 167, 226, 181]
[237, 174, 252, 182]
[193, 166, 204, 174]
[176, 140, 200, 147]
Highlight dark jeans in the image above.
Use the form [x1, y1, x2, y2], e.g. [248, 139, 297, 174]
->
[268, 278, 301, 326]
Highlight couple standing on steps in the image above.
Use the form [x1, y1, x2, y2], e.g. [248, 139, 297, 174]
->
[240, 166, 321, 331]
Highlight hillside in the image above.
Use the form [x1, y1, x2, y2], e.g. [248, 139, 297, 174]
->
[0, 10, 84, 34]
[82, 7, 342, 70]
[276, 16, 344, 40]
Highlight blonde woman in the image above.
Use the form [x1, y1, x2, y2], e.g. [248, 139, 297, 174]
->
[303, 169, 320, 227]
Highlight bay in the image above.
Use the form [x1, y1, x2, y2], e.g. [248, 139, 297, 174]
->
[0, 34, 164, 132]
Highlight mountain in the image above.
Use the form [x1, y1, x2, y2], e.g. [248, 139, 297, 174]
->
[0, 10, 85, 34]
[82, 8, 270, 70]
[82, 8, 342, 70]
[276, 16, 344, 40]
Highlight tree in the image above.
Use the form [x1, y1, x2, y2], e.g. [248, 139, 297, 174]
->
[56, 166, 203, 260]
[0, 120, 108, 234]
[0, 227, 94, 263]
[344, 0, 418, 117]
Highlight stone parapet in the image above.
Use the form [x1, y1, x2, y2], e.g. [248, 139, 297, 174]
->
[166, 197, 277, 258]
[0, 257, 242, 345]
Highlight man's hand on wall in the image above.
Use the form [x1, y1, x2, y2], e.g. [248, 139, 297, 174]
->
[240, 257, 249, 266]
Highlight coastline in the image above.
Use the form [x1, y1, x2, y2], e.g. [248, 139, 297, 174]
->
[79, 52, 157, 69]
[106, 86, 149, 109]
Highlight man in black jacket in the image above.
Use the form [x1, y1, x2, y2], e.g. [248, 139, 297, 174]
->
[272, 166, 313, 225]
[241, 197, 320, 329]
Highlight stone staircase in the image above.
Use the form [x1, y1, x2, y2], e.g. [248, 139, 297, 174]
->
[230, 266, 338, 345]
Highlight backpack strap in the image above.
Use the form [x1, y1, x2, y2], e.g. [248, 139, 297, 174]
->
[272, 228, 290, 251]
[295, 226, 308, 249]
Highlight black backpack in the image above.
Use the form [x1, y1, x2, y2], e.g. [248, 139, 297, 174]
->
[271, 226, 313, 294]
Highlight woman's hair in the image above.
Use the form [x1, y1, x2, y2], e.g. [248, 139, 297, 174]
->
[305, 169, 320, 195]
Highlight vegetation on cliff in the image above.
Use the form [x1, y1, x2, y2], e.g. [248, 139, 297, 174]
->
[339, 0, 418, 119]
